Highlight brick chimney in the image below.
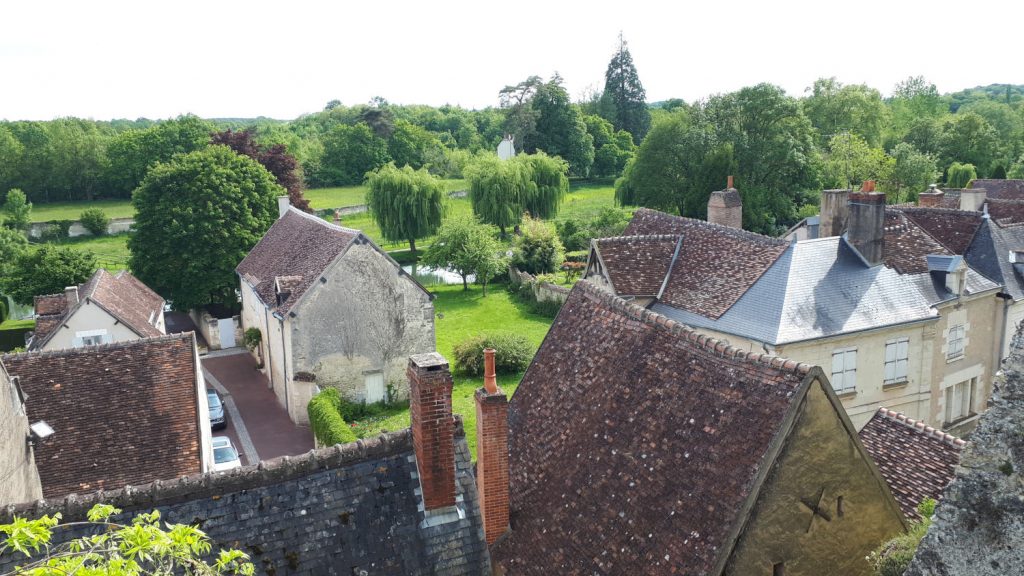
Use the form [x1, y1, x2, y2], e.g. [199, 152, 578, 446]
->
[707, 176, 743, 229]
[408, 352, 456, 511]
[918, 185, 945, 207]
[960, 187, 987, 211]
[820, 189, 851, 237]
[475, 348, 509, 544]
[64, 286, 79, 307]
[277, 196, 291, 219]
[847, 180, 886, 267]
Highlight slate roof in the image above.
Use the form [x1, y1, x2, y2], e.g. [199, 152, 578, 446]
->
[970, 178, 1024, 200]
[491, 279, 814, 574]
[624, 208, 790, 318]
[964, 218, 1024, 301]
[591, 235, 680, 296]
[1, 334, 203, 499]
[30, 269, 165, 350]
[0, 425, 490, 575]
[236, 208, 359, 314]
[859, 408, 965, 520]
[900, 207, 984, 254]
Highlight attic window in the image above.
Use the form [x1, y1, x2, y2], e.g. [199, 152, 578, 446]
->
[1010, 250, 1024, 263]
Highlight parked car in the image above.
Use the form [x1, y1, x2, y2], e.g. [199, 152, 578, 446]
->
[212, 436, 241, 471]
[207, 389, 226, 430]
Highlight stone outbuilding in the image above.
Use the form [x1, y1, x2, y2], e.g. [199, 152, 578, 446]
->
[236, 200, 435, 424]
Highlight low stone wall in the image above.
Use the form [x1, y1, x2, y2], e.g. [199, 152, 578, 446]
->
[508, 266, 570, 304]
[28, 217, 134, 239]
[188, 309, 242, 351]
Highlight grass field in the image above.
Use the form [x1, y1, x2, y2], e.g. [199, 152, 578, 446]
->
[347, 283, 555, 456]
[305, 179, 467, 211]
[31, 199, 134, 222]
[36, 233, 132, 270]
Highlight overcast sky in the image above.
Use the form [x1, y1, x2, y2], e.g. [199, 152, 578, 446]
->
[2, 0, 1021, 121]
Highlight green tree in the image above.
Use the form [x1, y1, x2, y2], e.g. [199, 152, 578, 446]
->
[530, 75, 595, 176]
[0, 126, 23, 193]
[599, 33, 652, 141]
[939, 112, 1000, 176]
[318, 123, 391, 185]
[902, 117, 944, 157]
[422, 215, 504, 293]
[104, 115, 213, 198]
[129, 145, 282, 311]
[0, 227, 28, 280]
[946, 162, 977, 188]
[365, 163, 447, 253]
[80, 207, 110, 236]
[821, 133, 894, 191]
[1, 189, 32, 231]
[387, 120, 442, 170]
[802, 77, 888, 147]
[518, 151, 569, 219]
[499, 76, 542, 153]
[1, 245, 97, 305]
[888, 143, 939, 204]
[512, 215, 564, 274]
[0, 503, 254, 575]
[466, 154, 530, 237]
[1009, 153, 1024, 179]
[889, 76, 946, 139]
[585, 115, 635, 177]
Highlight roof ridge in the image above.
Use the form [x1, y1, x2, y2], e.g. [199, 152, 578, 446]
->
[632, 208, 790, 247]
[897, 206, 980, 216]
[2, 332, 194, 362]
[596, 233, 682, 244]
[575, 280, 811, 376]
[875, 407, 967, 447]
[286, 206, 362, 235]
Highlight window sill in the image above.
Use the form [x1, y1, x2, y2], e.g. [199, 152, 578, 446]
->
[944, 413, 980, 430]
[835, 390, 857, 400]
[946, 354, 964, 364]
[883, 379, 909, 390]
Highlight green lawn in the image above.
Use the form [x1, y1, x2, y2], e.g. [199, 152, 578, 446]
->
[35, 233, 132, 270]
[0, 318, 35, 330]
[349, 283, 555, 456]
[31, 199, 134, 223]
[306, 179, 467, 211]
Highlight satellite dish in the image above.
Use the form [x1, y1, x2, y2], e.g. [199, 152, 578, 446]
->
[497, 134, 516, 160]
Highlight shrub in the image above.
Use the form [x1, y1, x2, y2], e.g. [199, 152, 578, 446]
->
[0, 318, 35, 352]
[307, 387, 358, 446]
[529, 298, 563, 318]
[946, 162, 977, 188]
[867, 498, 936, 576]
[243, 327, 262, 351]
[39, 220, 73, 241]
[513, 215, 564, 274]
[564, 250, 589, 263]
[79, 208, 110, 236]
[453, 332, 534, 376]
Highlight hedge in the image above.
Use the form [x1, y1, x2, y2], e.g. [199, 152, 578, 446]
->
[453, 332, 533, 376]
[307, 387, 358, 446]
[0, 319, 35, 352]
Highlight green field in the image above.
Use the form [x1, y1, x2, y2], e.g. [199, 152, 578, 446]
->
[348, 283, 554, 455]
[306, 179, 467, 211]
[31, 199, 134, 223]
[36, 233, 132, 270]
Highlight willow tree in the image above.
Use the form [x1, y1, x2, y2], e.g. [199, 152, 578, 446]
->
[466, 152, 568, 237]
[365, 163, 447, 253]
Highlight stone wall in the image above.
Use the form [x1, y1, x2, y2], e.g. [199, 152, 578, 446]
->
[28, 217, 134, 239]
[188, 309, 242, 351]
[0, 364, 42, 505]
[904, 329, 1024, 575]
[507, 266, 569, 304]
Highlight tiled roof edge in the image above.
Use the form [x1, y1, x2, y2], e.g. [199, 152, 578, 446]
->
[286, 205, 362, 235]
[1, 332, 194, 362]
[595, 233, 682, 244]
[632, 208, 790, 247]
[875, 407, 967, 448]
[898, 206, 981, 216]
[575, 280, 812, 376]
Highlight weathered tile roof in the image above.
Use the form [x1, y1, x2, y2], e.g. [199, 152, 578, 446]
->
[899, 207, 984, 254]
[971, 178, 1024, 200]
[624, 208, 790, 318]
[859, 408, 965, 520]
[0, 425, 490, 575]
[492, 280, 812, 574]
[30, 269, 165, 350]
[883, 211, 955, 274]
[236, 208, 358, 314]
[592, 235, 680, 296]
[985, 198, 1024, 225]
[1, 334, 202, 499]
[33, 294, 66, 316]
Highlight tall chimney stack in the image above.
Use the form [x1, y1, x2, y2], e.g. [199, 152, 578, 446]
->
[960, 187, 987, 211]
[918, 185, 945, 208]
[64, 286, 79, 307]
[277, 196, 291, 219]
[847, 180, 886, 267]
[408, 352, 456, 511]
[476, 348, 509, 544]
[707, 176, 743, 229]
[820, 189, 851, 237]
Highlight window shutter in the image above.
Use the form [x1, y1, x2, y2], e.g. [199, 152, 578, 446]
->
[885, 342, 896, 363]
[72, 337, 84, 347]
[884, 360, 895, 382]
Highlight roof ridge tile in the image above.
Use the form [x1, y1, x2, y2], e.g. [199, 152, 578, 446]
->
[2, 332, 194, 362]
[631, 208, 789, 246]
[875, 407, 967, 447]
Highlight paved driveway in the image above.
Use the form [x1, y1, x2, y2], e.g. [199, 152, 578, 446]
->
[202, 350, 313, 465]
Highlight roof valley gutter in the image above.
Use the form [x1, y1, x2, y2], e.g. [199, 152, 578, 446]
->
[656, 236, 684, 300]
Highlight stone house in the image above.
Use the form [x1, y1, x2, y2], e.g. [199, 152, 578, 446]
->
[28, 269, 165, 351]
[488, 280, 906, 574]
[586, 183, 1004, 434]
[0, 360, 42, 505]
[1, 333, 211, 499]
[236, 199, 435, 424]
[0, 353, 490, 575]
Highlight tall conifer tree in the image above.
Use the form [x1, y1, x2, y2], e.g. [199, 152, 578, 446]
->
[599, 33, 651, 142]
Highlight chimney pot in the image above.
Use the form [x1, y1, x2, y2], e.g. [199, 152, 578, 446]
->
[861, 180, 876, 193]
[475, 382, 509, 544]
[483, 348, 497, 394]
[408, 353, 456, 511]
[727, 175, 734, 189]
[277, 196, 291, 219]
[64, 286, 79, 307]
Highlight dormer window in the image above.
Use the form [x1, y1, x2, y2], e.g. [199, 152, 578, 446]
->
[1009, 250, 1024, 264]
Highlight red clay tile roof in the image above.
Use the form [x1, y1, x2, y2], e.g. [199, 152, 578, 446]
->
[971, 179, 1024, 200]
[986, 198, 1024, 226]
[593, 235, 680, 296]
[236, 208, 359, 314]
[31, 270, 165, 350]
[34, 294, 67, 316]
[1, 334, 203, 499]
[624, 208, 789, 318]
[858, 408, 965, 520]
[883, 211, 954, 274]
[492, 280, 811, 574]
[899, 207, 984, 254]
